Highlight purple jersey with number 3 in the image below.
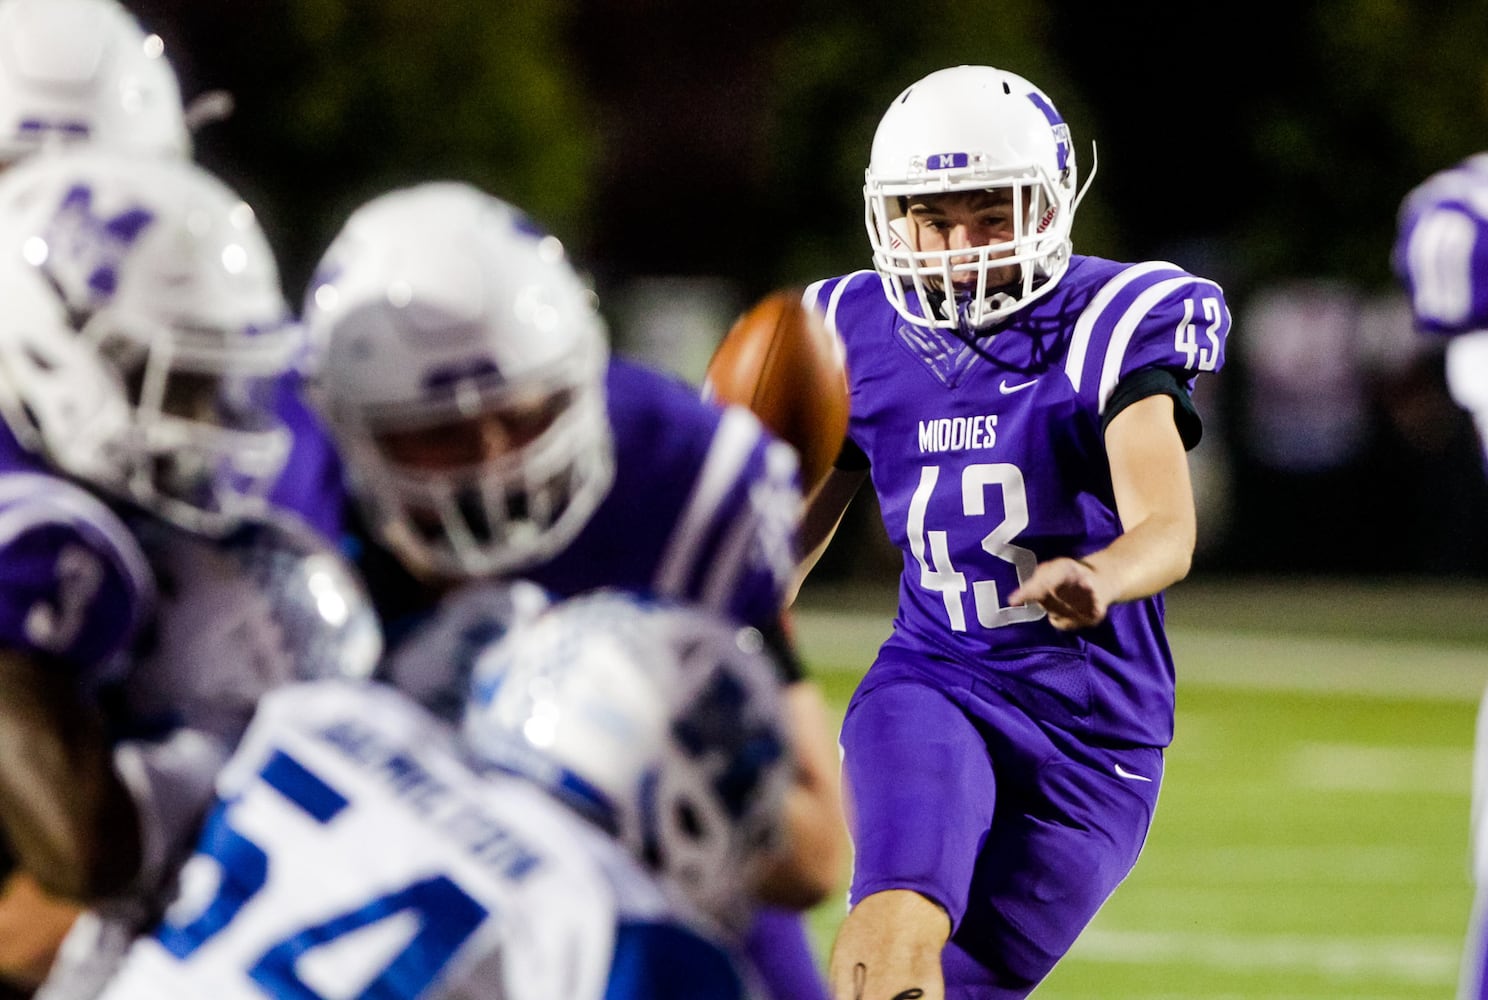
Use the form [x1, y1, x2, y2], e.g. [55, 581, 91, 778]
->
[0, 400, 350, 691]
[809, 255, 1229, 747]
[0, 423, 153, 683]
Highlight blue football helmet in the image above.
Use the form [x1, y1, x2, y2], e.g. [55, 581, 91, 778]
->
[461, 589, 793, 925]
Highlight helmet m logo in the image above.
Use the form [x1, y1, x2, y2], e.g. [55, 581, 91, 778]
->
[1025, 92, 1072, 174]
[41, 184, 154, 315]
[926, 152, 970, 171]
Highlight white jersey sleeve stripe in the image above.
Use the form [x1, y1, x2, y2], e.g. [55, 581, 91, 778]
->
[700, 439, 797, 608]
[654, 406, 764, 597]
[812, 270, 873, 350]
[1095, 275, 1204, 413]
[801, 281, 848, 372]
[1064, 261, 1175, 394]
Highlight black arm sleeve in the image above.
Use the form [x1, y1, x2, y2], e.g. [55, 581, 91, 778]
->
[833, 435, 870, 471]
[756, 614, 807, 684]
[1100, 367, 1203, 450]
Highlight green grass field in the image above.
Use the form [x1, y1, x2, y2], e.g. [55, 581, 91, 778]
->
[789, 575, 1488, 999]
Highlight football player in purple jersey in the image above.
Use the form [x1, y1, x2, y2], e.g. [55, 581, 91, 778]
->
[0, 4, 197, 985]
[0, 0, 346, 543]
[0, 147, 378, 994]
[0, 5, 347, 991]
[302, 181, 846, 1000]
[789, 65, 1231, 999]
[1393, 153, 1488, 1000]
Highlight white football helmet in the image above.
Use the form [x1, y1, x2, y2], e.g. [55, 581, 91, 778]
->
[865, 64, 1091, 331]
[0, 147, 299, 534]
[462, 590, 793, 925]
[0, 0, 189, 164]
[303, 182, 614, 581]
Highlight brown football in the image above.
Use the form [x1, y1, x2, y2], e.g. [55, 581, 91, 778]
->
[702, 288, 849, 491]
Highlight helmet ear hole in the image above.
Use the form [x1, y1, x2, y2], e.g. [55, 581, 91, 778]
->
[676, 798, 705, 839]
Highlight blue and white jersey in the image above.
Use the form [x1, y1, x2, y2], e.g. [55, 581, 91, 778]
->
[521, 356, 800, 633]
[0, 404, 376, 888]
[91, 511, 384, 895]
[809, 256, 1229, 746]
[87, 680, 752, 1000]
[1393, 153, 1488, 337]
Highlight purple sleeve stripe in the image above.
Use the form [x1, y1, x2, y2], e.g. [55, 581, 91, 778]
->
[0, 473, 153, 595]
[654, 407, 766, 598]
[1064, 262, 1180, 394]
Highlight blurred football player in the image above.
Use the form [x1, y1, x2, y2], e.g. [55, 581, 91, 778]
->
[1392, 151, 1488, 1000]
[302, 181, 844, 999]
[0, 1, 191, 988]
[72, 589, 792, 1000]
[0, 0, 190, 166]
[776, 65, 1231, 999]
[0, 147, 376, 993]
[0, 0, 342, 539]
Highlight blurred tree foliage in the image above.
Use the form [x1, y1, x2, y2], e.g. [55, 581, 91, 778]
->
[137, 0, 1488, 307]
[138, 0, 595, 298]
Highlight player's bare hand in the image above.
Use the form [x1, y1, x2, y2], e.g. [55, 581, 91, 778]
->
[1009, 557, 1109, 631]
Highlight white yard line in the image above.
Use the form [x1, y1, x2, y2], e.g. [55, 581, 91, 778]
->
[1290, 742, 1472, 793]
[1066, 927, 1458, 987]
[1169, 629, 1487, 702]
[792, 610, 1488, 703]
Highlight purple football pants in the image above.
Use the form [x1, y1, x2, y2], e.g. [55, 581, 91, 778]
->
[840, 648, 1163, 998]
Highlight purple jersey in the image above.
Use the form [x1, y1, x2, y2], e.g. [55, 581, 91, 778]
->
[809, 256, 1229, 746]
[520, 356, 800, 633]
[266, 374, 347, 543]
[0, 399, 360, 700]
[1393, 153, 1488, 337]
[0, 422, 153, 682]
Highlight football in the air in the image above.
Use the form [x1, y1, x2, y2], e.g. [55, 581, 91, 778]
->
[702, 288, 849, 491]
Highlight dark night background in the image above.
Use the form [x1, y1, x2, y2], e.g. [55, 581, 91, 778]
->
[117, 0, 1488, 580]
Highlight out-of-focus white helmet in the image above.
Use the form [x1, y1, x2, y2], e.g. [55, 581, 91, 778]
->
[303, 182, 614, 582]
[0, 147, 299, 533]
[0, 0, 189, 164]
[461, 590, 793, 926]
[864, 64, 1088, 331]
